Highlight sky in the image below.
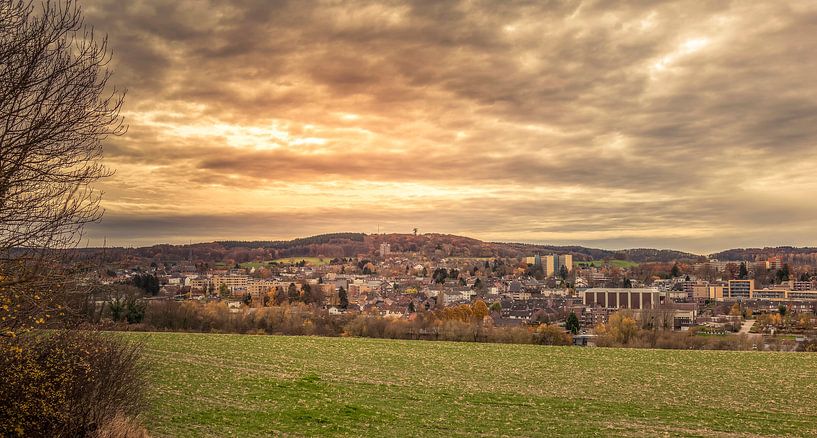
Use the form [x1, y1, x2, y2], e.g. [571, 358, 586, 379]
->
[80, 0, 817, 254]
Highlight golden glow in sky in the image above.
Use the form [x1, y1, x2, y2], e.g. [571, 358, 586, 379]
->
[83, 0, 817, 253]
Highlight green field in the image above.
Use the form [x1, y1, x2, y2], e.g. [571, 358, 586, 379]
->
[272, 257, 331, 266]
[239, 257, 331, 268]
[130, 332, 817, 437]
[576, 260, 639, 268]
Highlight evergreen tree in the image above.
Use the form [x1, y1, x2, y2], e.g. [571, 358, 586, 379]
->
[776, 264, 791, 283]
[287, 283, 299, 301]
[109, 298, 125, 322]
[338, 286, 349, 309]
[671, 263, 681, 278]
[622, 278, 632, 288]
[558, 264, 569, 281]
[125, 298, 145, 324]
[566, 312, 580, 334]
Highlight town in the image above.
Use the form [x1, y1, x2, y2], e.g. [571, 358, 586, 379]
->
[82, 233, 817, 351]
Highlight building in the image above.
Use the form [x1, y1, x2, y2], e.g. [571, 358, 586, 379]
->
[570, 306, 611, 328]
[683, 280, 707, 300]
[580, 288, 666, 310]
[793, 281, 814, 291]
[726, 280, 754, 300]
[247, 279, 276, 299]
[211, 274, 249, 294]
[707, 285, 726, 301]
[379, 243, 391, 258]
[557, 254, 573, 274]
[691, 284, 710, 301]
[187, 277, 210, 292]
[544, 255, 555, 277]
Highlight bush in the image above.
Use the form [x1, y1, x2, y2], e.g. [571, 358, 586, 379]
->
[0, 330, 147, 437]
[798, 339, 817, 352]
[534, 324, 572, 346]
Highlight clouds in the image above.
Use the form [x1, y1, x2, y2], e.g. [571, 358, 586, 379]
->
[81, 0, 817, 252]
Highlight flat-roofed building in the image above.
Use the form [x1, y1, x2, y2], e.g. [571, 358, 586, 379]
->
[247, 279, 276, 298]
[752, 289, 785, 300]
[212, 274, 249, 294]
[793, 281, 814, 291]
[726, 280, 754, 300]
[187, 277, 210, 291]
[786, 290, 817, 300]
[708, 286, 725, 300]
[684, 280, 708, 300]
[692, 284, 712, 301]
[557, 254, 573, 273]
[543, 255, 556, 277]
[768, 256, 783, 271]
[580, 288, 666, 310]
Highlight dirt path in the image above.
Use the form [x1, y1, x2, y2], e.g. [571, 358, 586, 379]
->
[738, 319, 755, 334]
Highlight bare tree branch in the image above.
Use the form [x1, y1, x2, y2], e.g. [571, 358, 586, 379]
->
[0, 0, 124, 334]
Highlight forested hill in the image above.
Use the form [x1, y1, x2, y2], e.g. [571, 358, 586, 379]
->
[76, 233, 702, 264]
[217, 233, 366, 249]
[709, 247, 817, 264]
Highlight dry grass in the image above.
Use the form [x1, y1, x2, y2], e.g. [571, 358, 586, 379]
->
[94, 412, 150, 438]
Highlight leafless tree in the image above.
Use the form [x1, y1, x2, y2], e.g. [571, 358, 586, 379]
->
[0, 0, 124, 334]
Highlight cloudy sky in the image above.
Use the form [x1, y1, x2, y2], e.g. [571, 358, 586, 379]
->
[81, 0, 817, 253]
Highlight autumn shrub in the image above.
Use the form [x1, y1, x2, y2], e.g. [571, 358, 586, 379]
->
[798, 339, 817, 352]
[489, 325, 535, 344]
[344, 314, 389, 338]
[595, 312, 639, 346]
[534, 324, 572, 346]
[141, 300, 341, 336]
[0, 330, 147, 437]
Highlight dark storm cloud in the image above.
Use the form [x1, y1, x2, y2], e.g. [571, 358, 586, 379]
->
[82, 0, 817, 252]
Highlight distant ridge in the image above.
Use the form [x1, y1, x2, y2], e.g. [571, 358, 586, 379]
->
[216, 233, 366, 249]
[78, 232, 708, 263]
[709, 246, 817, 262]
[77, 232, 817, 264]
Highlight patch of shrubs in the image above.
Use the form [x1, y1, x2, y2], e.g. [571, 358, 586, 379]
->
[0, 329, 147, 437]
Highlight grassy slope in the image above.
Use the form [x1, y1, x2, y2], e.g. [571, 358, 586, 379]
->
[128, 332, 817, 437]
[272, 257, 331, 266]
[239, 257, 331, 268]
[576, 260, 639, 268]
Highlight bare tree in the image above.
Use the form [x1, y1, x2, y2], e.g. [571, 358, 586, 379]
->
[0, 0, 124, 334]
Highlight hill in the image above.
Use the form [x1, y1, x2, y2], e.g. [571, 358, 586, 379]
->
[77, 232, 701, 264]
[132, 332, 817, 437]
[710, 246, 817, 265]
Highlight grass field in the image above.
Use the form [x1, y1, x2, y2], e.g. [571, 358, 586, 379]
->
[239, 257, 331, 268]
[129, 332, 817, 437]
[576, 260, 639, 268]
[272, 257, 331, 266]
